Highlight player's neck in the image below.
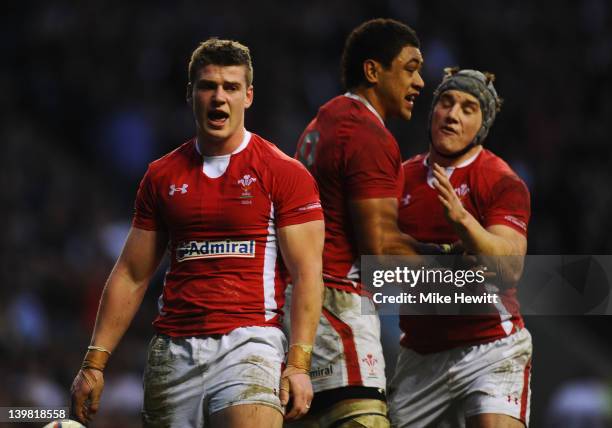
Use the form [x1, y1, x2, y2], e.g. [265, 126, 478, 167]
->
[352, 87, 387, 123]
[197, 127, 245, 157]
[429, 145, 482, 168]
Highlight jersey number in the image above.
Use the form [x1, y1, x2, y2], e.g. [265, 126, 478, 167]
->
[296, 130, 320, 170]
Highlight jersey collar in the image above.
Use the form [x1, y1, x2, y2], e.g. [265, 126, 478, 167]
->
[423, 148, 482, 170]
[344, 92, 385, 126]
[424, 149, 482, 188]
[195, 129, 252, 158]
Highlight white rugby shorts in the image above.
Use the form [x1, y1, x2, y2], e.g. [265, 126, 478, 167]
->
[283, 285, 386, 393]
[388, 328, 532, 427]
[142, 326, 286, 427]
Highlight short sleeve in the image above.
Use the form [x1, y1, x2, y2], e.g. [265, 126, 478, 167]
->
[483, 174, 530, 236]
[132, 166, 163, 231]
[272, 159, 324, 228]
[344, 126, 403, 200]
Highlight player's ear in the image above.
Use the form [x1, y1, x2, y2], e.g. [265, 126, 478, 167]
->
[244, 85, 254, 109]
[363, 59, 380, 84]
[186, 83, 193, 105]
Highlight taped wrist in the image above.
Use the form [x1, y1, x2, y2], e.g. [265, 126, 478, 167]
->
[279, 343, 313, 393]
[286, 343, 312, 371]
[81, 348, 110, 372]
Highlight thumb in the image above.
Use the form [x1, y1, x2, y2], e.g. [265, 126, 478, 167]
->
[279, 376, 290, 406]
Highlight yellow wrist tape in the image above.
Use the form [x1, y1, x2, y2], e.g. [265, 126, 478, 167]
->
[81, 347, 110, 372]
[286, 343, 313, 371]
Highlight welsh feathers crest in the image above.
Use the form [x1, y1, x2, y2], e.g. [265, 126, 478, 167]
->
[238, 174, 257, 189]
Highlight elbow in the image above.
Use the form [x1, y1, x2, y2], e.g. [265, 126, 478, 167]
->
[360, 242, 385, 256]
[507, 265, 525, 285]
[501, 270, 522, 286]
[499, 260, 525, 287]
[358, 233, 386, 255]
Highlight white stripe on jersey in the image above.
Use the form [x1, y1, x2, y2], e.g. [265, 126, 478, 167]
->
[485, 283, 514, 335]
[263, 203, 278, 321]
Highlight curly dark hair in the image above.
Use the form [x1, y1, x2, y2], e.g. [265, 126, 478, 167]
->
[341, 18, 420, 91]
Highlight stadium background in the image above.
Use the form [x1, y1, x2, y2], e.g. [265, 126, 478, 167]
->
[2, 1, 611, 426]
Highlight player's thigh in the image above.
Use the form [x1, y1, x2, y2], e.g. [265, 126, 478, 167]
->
[287, 398, 389, 428]
[209, 403, 283, 428]
[335, 413, 390, 428]
[388, 347, 454, 427]
[460, 329, 532, 426]
[142, 335, 206, 428]
[466, 413, 525, 428]
[284, 415, 320, 428]
[320, 398, 389, 428]
[207, 326, 286, 416]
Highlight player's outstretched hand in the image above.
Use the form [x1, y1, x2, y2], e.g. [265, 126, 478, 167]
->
[432, 163, 469, 226]
[70, 368, 105, 425]
[280, 370, 313, 421]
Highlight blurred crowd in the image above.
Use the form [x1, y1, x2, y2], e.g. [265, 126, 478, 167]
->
[2, 1, 612, 426]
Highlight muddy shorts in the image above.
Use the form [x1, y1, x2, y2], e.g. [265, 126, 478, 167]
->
[388, 328, 532, 427]
[283, 285, 387, 392]
[142, 326, 286, 427]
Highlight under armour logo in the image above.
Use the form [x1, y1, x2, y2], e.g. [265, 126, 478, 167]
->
[169, 184, 188, 196]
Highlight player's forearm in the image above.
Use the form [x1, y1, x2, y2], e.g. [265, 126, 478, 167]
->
[380, 227, 446, 256]
[289, 272, 323, 346]
[359, 218, 419, 256]
[452, 214, 525, 284]
[379, 228, 419, 255]
[453, 213, 513, 255]
[89, 264, 149, 353]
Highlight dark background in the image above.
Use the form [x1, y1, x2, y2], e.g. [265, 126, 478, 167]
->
[2, 1, 611, 426]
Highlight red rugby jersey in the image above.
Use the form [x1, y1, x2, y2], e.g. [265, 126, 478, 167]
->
[398, 149, 530, 353]
[295, 94, 404, 293]
[133, 131, 323, 336]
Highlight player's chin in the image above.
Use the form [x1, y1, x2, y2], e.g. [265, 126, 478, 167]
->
[399, 109, 413, 121]
[432, 139, 457, 156]
[202, 125, 230, 140]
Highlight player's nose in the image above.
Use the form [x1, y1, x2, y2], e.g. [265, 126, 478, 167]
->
[412, 71, 424, 90]
[211, 86, 227, 103]
[446, 104, 461, 122]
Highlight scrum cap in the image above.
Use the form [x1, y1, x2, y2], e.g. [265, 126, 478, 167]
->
[429, 68, 502, 155]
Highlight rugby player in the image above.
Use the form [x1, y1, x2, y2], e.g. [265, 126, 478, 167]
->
[289, 19, 428, 427]
[69, 38, 325, 427]
[389, 68, 532, 427]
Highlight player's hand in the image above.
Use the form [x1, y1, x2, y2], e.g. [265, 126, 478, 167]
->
[419, 240, 464, 255]
[432, 163, 469, 226]
[415, 241, 446, 255]
[280, 371, 313, 421]
[70, 368, 105, 425]
[446, 240, 465, 254]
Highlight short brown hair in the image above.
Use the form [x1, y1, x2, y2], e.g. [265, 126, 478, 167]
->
[188, 38, 253, 86]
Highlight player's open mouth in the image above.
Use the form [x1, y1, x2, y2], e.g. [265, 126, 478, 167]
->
[405, 94, 417, 108]
[440, 125, 458, 135]
[207, 110, 229, 128]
